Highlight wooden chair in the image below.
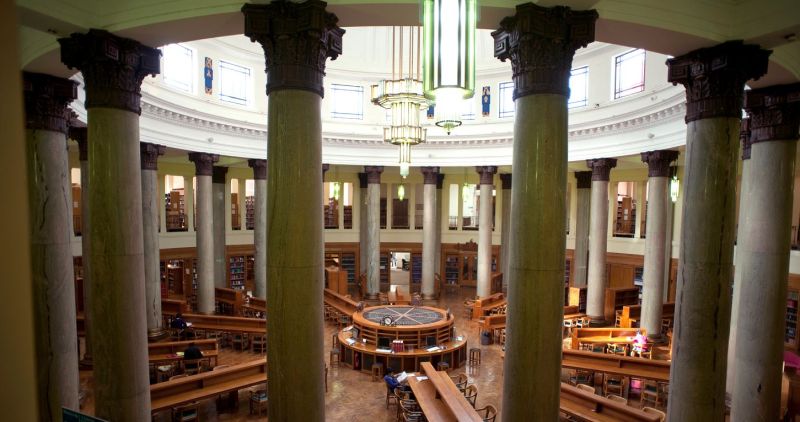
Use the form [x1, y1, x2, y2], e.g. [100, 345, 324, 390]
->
[476, 404, 497, 422]
[563, 319, 575, 338]
[330, 333, 341, 367]
[568, 369, 593, 386]
[464, 299, 476, 320]
[641, 380, 668, 407]
[469, 348, 482, 367]
[386, 384, 400, 409]
[171, 401, 199, 422]
[642, 407, 666, 422]
[182, 359, 202, 375]
[450, 373, 469, 393]
[660, 319, 671, 335]
[615, 310, 623, 327]
[251, 334, 267, 354]
[249, 389, 268, 416]
[463, 384, 478, 408]
[577, 384, 596, 394]
[400, 399, 423, 422]
[606, 343, 627, 356]
[604, 375, 625, 397]
[606, 394, 628, 404]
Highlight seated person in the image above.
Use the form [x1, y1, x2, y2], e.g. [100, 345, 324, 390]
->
[383, 368, 410, 394]
[631, 330, 649, 355]
[170, 313, 189, 339]
[183, 342, 204, 372]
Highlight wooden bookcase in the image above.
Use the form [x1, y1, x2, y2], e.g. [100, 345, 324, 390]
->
[568, 287, 588, 313]
[245, 195, 255, 230]
[440, 241, 500, 289]
[787, 290, 798, 350]
[614, 197, 636, 237]
[410, 253, 422, 292]
[165, 189, 187, 232]
[231, 192, 240, 230]
[72, 184, 82, 236]
[604, 287, 640, 322]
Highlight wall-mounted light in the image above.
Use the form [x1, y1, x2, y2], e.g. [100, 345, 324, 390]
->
[670, 171, 679, 203]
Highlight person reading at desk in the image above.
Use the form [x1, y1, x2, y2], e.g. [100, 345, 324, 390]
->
[183, 342, 204, 373]
[384, 368, 411, 394]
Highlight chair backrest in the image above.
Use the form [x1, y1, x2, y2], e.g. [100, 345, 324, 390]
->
[606, 394, 627, 404]
[476, 404, 497, 422]
[642, 407, 666, 421]
[464, 384, 478, 405]
[577, 384, 595, 393]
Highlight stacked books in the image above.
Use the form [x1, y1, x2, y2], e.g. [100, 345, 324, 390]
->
[392, 340, 405, 353]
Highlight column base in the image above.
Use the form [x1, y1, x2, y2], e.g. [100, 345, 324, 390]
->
[148, 328, 169, 342]
[422, 293, 435, 301]
[366, 293, 378, 300]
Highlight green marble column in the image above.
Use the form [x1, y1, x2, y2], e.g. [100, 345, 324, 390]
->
[573, 171, 592, 288]
[731, 83, 800, 421]
[189, 152, 219, 314]
[60, 29, 160, 421]
[665, 41, 770, 421]
[141, 143, 166, 340]
[493, 4, 597, 420]
[476, 166, 497, 298]
[243, 2, 343, 420]
[23, 72, 80, 421]
[213, 166, 228, 288]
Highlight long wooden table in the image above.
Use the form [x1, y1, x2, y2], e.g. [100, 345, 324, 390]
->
[620, 303, 675, 328]
[148, 339, 219, 367]
[324, 288, 359, 316]
[562, 349, 671, 382]
[560, 383, 661, 421]
[571, 327, 643, 350]
[182, 313, 265, 334]
[482, 305, 582, 333]
[406, 362, 482, 422]
[150, 358, 267, 413]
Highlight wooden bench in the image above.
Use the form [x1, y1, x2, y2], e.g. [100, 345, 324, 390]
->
[406, 362, 482, 422]
[182, 313, 265, 334]
[324, 288, 358, 317]
[150, 358, 267, 413]
[619, 303, 675, 328]
[560, 382, 661, 421]
[472, 292, 506, 319]
[149, 339, 219, 367]
[571, 327, 643, 351]
[561, 349, 670, 382]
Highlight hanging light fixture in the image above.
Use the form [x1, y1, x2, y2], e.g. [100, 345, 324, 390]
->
[423, 0, 477, 135]
[397, 183, 406, 201]
[670, 167, 680, 203]
[371, 27, 429, 179]
[332, 181, 341, 201]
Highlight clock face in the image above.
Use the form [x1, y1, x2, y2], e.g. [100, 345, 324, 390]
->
[383, 316, 393, 326]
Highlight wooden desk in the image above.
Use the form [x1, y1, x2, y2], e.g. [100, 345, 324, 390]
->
[560, 383, 661, 421]
[571, 328, 643, 350]
[149, 339, 219, 367]
[472, 293, 506, 319]
[324, 288, 358, 316]
[405, 363, 481, 422]
[182, 313, 265, 334]
[562, 349, 670, 382]
[337, 331, 468, 373]
[620, 303, 675, 328]
[150, 358, 267, 413]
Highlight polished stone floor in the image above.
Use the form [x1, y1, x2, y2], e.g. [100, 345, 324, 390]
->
[78, 287, 669, 421]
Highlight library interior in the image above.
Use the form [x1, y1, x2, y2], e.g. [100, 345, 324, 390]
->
[4, 0, 800, 421]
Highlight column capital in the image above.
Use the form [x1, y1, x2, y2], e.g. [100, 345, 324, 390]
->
[586, 158, 617, 181]
[364, 166, 383, 184]
[248, 159, 267, 180]
[476, 166, 498, 185]
[188, 152, 219, 176]
[744, 83, 800, 144]
[741, 118, 752, 160]
[436, 173, 445, 190]
[574, 171, 592, 189]
[59, 29, 160, 114]
[421, 167, 440, 185]
[22, 72, 78, 134]
[242, 0, 344, 97]
[492, 3, 597, 99]
[500, 173, 512, 190]
[212, 166, 228, 184]
[140, 143, 165, 171]
[357, 172, 368, 189]
[641, 150, 680, 177]
[667, 41, 770, 123]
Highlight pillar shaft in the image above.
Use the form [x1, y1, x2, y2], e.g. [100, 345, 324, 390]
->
[249, 159, 267, 299]
[586, 158, 616, 322]
[665, 41, 770, 421]
[493, 4, 597, 420]
[500, 174, 511, 292]
[476, 166, 497, 297]
[141, 143, 166, 340]
[421, 167, 439, 299]
[189, 153, 219, 313]
[358, 173, 368, 288]
[243, 2, 343, 420]
[435, 174, 444, 276]
[23, 72, 80, 420]
[640, 150, 679, 340]
[573, 171, 592, 288]
[212, 167, 228, 288]
[365, 166, 383, 298]
[731, 84, 800, 421]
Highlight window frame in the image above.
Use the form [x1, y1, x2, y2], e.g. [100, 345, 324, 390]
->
[218, 59, 252, 106]
[160, 43, 195, 93]
[568, 66, 589, 109]
[498, 81, 515, 119]
[330, 84, 365, 120]
[613, 49, 646, 100]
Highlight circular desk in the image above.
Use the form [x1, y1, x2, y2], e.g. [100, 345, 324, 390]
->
[337, 305, 468, 373]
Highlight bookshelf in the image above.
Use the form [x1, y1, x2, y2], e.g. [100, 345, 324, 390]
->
[614, 197, 636, 237]
[410, 253, 422, 291]
[564, 259, 571, 305]
[72, 184, 82, 236]
[379, 254, 389, 291]
[343, 205, 353, 229]
[604, 287, 640, 322]
[568, 287, 587, 313]
[380, 198, 387, 229]
[444, 255, 459, 287]
[246, 256, 255, 291]
[245, 195, 255, 230]
[341, 253, 356, 285]
[787, 291, 799, 349]
[229, 255, 247, 290]
[165, 189, 187, 232]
